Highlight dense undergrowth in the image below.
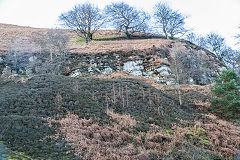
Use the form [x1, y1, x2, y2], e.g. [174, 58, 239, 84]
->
[0, 74, 195, 159]
[0, 74, 239, 159]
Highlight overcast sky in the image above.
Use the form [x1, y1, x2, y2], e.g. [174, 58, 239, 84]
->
[0, 0, 240, 49]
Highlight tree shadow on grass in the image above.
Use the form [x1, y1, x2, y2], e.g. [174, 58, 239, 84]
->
[93, 34, 167, 41]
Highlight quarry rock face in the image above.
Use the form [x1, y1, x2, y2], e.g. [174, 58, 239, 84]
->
[66, 45, 224, 85]
[123, 60, 144, 76]
[0, 40, 225, 85]
[66, 49, 178, 84]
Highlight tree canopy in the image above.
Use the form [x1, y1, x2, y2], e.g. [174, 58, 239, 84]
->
[59, 2, 105, 44]
[153, 2, 187, 39]
[105, 2, 150, 38]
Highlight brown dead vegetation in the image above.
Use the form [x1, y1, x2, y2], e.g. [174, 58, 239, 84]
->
[107, 109, 137, 128]
[199, 114, 240, 157]
[57, 112, 177, 159]
[145, 115, 240, 159]
[69, 39, 171, 54]
[164, 114, 240, 158]
[1, 24, 239, 159]
[0, 23, 49, 54]
[158, 84, 213, 107]
[56, 111, 240, 159]
[57, 113, 146, 160]
[0, 23, 171, 55]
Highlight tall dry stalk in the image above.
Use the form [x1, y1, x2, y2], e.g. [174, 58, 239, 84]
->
[113, 83, 116, 105]
[171, 48, 183, 105]
[125, 85, 129, 108]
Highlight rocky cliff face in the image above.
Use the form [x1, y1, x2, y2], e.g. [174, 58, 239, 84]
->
[0, 40, 225, 85]
[67, 43, 225, 85]
[67, 48, 175, 85]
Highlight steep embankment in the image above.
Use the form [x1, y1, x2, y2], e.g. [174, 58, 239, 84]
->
[0, 24, 239, 159]
[1, 75, 239, 159]
[0, 74, 197, 159]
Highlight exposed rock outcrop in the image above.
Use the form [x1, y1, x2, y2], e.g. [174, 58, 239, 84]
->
[1, 42, 226, 85]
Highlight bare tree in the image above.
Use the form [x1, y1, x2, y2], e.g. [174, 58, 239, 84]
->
[186, 32, 207, 48]
[186, 32, 239, 73]
[32, 32, 48, 55]
[105, 2, 150, 38]
[221, 48, 240, 74]
[167, 11, 188, 38]
[174, 50, 214, 85]
[59, 2, 105, 44]
[205, 32, 226, 61]
[234, 25, 240, 75]
[235, 25, 240, 45]
[196, 36, 208, 48]
[170, 49, 183, 105]
[6, 37, 39, 74]
[186, 32, 196, 43]
[33, 30, 69, 61]
[46, 30, 69, 59]
[153, 2, 187, 39]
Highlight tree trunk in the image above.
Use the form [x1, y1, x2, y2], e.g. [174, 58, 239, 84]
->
[163, 27, 169, 39]
[85, 36, 89, 45]
[170, 33, 174, 39]
[50, 49, 53, 61]
[87, 32, 93, 40]
[125, 27, 131, 39]
[172, 53, 182, 106]
[174, 63, 182, 105]
[165, 34, 169, 39]
[113, 83, 116, 105]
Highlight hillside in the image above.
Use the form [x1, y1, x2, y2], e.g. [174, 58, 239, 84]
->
[1, 74, 240, 159]
[0, 24, 239, 160]
[0, 24, 225, 85]
[0, 75, 194, 159]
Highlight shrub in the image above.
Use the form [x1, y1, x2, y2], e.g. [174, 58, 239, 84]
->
[211, 69, 240, 119]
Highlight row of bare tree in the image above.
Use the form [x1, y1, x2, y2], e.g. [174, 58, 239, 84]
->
[186, 32, 240, 74]
[59, 2, 187, 43]
[58, 1, 240, 74]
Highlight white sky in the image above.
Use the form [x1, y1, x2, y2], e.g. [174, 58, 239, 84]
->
[0, 0, 240, 49]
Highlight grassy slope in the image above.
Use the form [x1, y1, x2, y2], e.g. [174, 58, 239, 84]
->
[2, 74, 238, 159]
[0, 74, 206, 159]
[0, 23, 169, 55]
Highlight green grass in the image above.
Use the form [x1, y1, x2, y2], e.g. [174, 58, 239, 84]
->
[69, 37, 85, 43]
[1, 141, 34, 160]
[93, 35, 122, 41]
[4, 152, 34, 160]
[70, 35, 123, 44]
